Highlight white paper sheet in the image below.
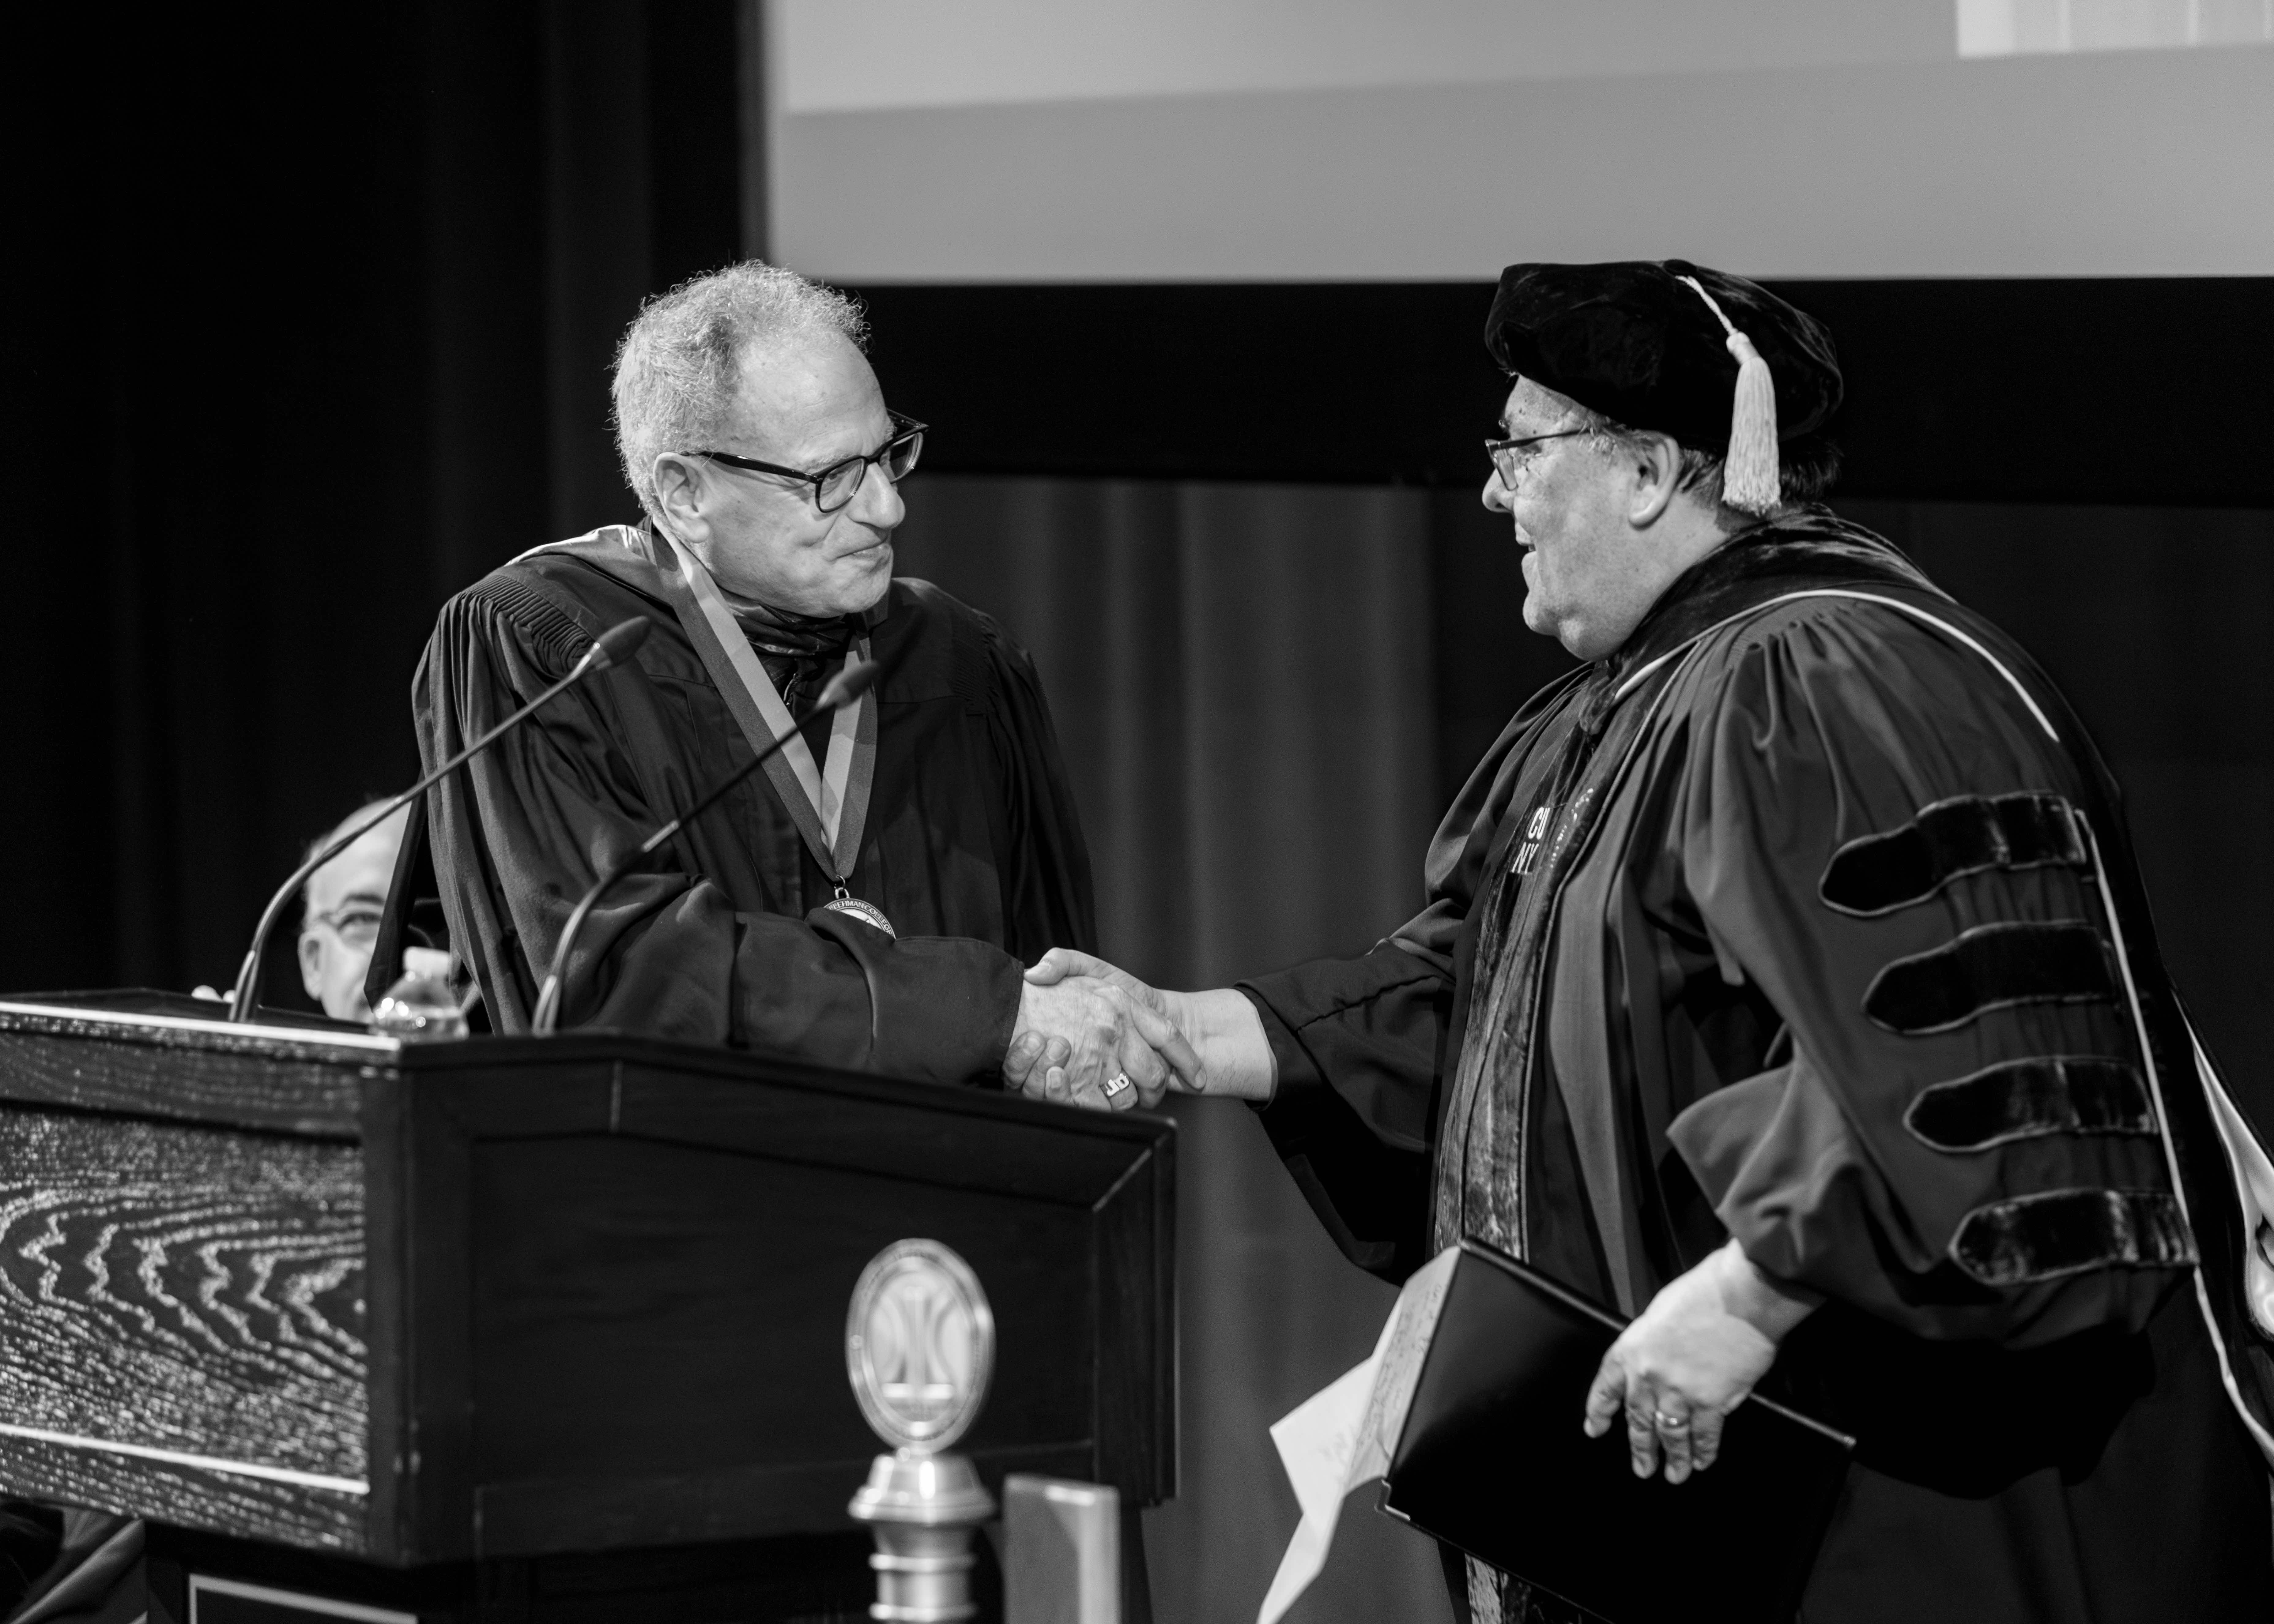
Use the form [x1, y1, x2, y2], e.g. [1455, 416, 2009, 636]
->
[1256, 1246, 1461, 1624]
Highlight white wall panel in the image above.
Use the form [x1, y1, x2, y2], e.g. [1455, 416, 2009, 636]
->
[775, 0, 1950, 110]
[771, 45, 2274, 280]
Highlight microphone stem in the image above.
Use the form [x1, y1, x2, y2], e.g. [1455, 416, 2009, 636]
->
[530, 699, 835, 1036]
[225, 649, 605, 1024]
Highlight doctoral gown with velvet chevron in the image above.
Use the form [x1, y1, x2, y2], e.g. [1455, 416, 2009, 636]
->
[411, 521, 1095, 1083]
[1238, 511, 2273, 1621]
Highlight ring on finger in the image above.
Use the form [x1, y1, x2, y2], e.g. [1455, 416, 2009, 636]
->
[1653, 1411, 1691, 1430]
[1103, 1073, 1132, 1098]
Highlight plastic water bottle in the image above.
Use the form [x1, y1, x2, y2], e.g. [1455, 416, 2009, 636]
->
[370, 969, 469, 1042]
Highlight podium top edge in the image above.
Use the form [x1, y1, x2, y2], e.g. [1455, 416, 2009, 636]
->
[0, 999, 402, 1056]
[0, 1004, 1177, 1144]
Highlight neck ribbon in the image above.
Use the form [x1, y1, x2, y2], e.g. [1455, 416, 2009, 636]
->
[650, 530, 887, 931]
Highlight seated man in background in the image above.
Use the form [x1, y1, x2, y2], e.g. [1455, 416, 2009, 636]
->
[193, 800, 451, 1017]
[414, 261, 1177, 1098]
[296, 800, 452, 1021]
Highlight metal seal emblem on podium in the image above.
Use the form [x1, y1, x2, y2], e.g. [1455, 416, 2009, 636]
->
[847, 1239, 997, 1622]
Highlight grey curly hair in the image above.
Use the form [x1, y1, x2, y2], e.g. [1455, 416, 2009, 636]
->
[611, 261, 869, 523]
[1569, 404, 1840, 520]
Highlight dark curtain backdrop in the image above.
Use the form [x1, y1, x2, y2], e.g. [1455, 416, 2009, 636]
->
[3, 0, 749, 1006]
[890, 479, 1457, 1622]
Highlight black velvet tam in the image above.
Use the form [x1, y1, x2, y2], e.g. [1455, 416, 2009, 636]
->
[1484, 259, 1842, 446]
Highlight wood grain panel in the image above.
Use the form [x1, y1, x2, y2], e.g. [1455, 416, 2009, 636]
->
[0, 1021, 1174, 1566]
[0, 1107, 368, 1548]
[0, 1009, 368, 1136]
[358, 1069, 410, 1565]
[0, 1429, 364, 1551]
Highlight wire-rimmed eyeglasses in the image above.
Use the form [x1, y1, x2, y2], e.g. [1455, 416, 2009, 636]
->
[307, 904, 385, 948]
[686, 411, 927, 514]
[1484, 427, 1592, 485]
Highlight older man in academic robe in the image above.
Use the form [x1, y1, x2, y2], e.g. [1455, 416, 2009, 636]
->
[1026, 262, 2274, 1620]
[412, 263, 1181, 1101]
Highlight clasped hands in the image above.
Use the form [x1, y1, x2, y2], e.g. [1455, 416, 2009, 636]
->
[1000, 949, 1275, 1112]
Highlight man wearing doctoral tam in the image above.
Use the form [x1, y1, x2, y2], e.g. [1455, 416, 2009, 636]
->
[1020, 261, 2274, 1618]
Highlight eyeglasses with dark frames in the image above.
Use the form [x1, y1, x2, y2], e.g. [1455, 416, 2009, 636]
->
[1484, 427, 1592, 485]
[686, 411, 927, 514]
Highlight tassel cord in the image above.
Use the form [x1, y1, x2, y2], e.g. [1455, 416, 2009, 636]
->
[1675, 273, 1781, 516]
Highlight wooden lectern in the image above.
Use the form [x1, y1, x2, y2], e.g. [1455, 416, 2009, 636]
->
[0, 995, 1175, 1622]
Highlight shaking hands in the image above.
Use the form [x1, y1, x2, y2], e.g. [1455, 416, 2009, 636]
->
[1000, 950, 1278, 1111]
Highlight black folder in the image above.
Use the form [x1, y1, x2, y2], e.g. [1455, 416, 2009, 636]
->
[1381, 1242, 1854, 1624]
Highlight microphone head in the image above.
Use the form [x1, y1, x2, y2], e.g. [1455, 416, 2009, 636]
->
[815, 658, 883, 712]
[586, 615, 653, 672]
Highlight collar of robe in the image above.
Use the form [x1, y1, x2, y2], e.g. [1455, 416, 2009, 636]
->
[1582, 506, 1947, 727]
[708, 575, 862, 662]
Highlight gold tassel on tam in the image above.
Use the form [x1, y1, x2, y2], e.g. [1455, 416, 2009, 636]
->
[1676, 273, 1780, 515]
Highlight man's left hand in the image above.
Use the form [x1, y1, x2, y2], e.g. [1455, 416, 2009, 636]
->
[1581, 1239, 1822, 1485]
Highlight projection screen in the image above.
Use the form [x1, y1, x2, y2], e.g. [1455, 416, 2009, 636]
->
[764, 0, 2274, 281]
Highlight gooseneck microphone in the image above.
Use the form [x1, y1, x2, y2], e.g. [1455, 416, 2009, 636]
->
[529, 656, 882, 1036]
[225, 615, 654, 1023]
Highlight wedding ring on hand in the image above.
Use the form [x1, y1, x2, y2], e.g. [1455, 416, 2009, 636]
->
[1103, 1073, 1132, 1099]
[1654, 1411, 1691, 1430]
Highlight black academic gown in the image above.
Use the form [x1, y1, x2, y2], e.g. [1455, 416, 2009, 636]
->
[412, 523, 1096, 1082]
[1241, 511, 2273, 1621]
